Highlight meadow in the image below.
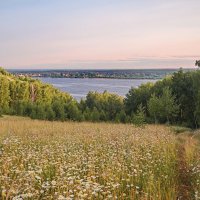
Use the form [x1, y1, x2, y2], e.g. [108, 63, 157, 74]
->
[0, 116, 199, 200]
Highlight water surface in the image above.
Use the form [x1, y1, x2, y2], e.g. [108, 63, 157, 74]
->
[38, 78, 157, 100]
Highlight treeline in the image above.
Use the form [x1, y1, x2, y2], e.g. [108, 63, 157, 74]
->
[0, 68, 81, 121]
[1, 67, 200, 128]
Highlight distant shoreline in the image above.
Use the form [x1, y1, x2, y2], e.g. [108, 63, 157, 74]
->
[37, 76, 160, 80]
[9, 68, 195, 80]
[7, 68, 196, 71]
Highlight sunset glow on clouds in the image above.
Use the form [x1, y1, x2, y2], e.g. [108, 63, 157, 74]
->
[0, 0, 200, 69]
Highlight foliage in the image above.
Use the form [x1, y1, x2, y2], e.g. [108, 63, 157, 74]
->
[148, 93, 161, 124]
[0, 76, 10, 113]
[0, 67, 10, 76]
[1, 68, 200, 128]
[171, 70, 195, 127]
[148, 87, 179, 124]
[132, 104, 146, 127]
[159, 87, 179, 123]
[195, 60, 200, 67]
[124, 82, 154, 115]
[0, 70, 76, 121]
[83, 91, 124, 122]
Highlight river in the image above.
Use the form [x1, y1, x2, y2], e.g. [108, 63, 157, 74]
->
[38, 78, 157, 100]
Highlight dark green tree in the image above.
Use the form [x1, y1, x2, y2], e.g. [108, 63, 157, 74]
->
[90, 107, 100, 122]
[83, 107, 91, 121]
[148, 87, 179, 124]
[67, 102, 83, 121]
[125, 83, 154, 116]
[171, 70, 195, 127]
[52, 101, 65, 121]
[195, 60, 200, 67]
[35, 104, 46, 120]
[115, 110, 126, 123]
[132, 104, 146, 127]
[45, 105, 55, 121]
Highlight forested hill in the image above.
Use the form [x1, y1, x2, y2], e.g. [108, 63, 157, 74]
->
[1, 67, 200, 128]
[0, 67, 81, 121]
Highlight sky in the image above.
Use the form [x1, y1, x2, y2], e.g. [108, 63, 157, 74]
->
[0, 0, 200, 69]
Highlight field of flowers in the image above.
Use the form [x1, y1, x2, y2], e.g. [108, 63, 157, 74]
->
[182, 132, 200, 199]
[0, 116, 199, 200]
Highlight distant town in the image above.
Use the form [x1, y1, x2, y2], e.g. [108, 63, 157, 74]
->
[8, 68, 195, 79]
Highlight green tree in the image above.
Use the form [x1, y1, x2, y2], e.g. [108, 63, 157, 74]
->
[90, 107, 100, 122]
[195, 60, 200, 67]
[84, 91, 123, 121]
[52, 101, 65, 121]
[0, 76, 10, 113]
[67, 102, 83, 121]
[0, 67, 10, 76]
[23, 102, 34, 116]
[132, 104, 146, 127]
[115, 110, 126, 123]
[30, 105, 37, 119]
[152, 76, 172, 96]
[35, 104, 46, 120]
[125, 83, 154, 115]
[45, 105, 55, 121]
[15, 101, 26, 115]
[106, 94, 124, 121]
[83, 107, 91, 121]
[171, 70, 195, 127]
[148, 94, 161, 124]
[160, 87, 179, 123]
[148, 87, 179, 124]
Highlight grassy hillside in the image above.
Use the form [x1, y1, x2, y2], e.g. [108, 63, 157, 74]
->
[0, 116, 199, 199]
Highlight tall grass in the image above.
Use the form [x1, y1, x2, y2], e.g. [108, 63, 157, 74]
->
[0, 116, 188, 199]
[184, 133, 200, 199]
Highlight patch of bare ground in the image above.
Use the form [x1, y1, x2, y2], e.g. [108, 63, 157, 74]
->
[176, 133, 197, 200]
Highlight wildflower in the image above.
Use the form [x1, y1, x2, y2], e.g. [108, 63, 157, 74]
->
[51, 180, 57, 186]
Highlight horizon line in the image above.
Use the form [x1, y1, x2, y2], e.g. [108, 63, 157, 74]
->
[6, 67, 197, 71]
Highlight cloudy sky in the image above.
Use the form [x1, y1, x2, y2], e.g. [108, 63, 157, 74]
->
[0, 0, 200, 69]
